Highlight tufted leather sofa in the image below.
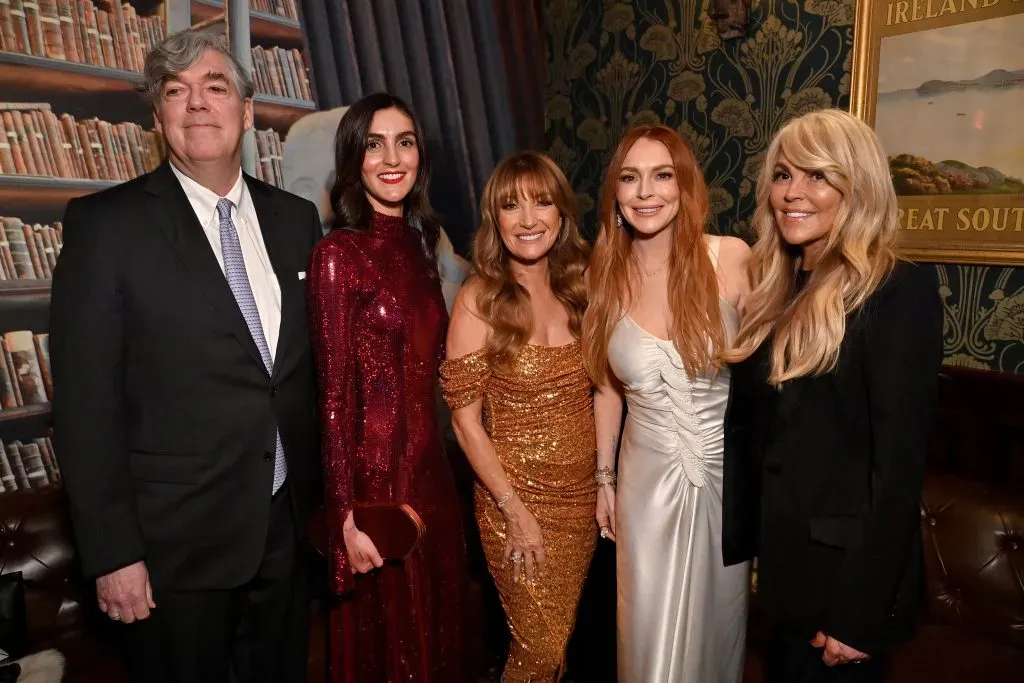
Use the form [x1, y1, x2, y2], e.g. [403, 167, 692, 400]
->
[0, 487, 327, 682]
[0, 487, 126, 682]
[885, 472, 1024, 682]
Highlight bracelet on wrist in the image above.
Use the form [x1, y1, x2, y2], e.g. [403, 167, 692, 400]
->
[495, 491, 512, 509]
[594, 466, 616, 487]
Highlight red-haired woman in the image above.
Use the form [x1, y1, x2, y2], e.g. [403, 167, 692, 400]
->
[581, 126, 751, 682]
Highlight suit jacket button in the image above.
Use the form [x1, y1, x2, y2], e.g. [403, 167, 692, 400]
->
[263, 451, 273, 461]
[270, 386, 278, 397]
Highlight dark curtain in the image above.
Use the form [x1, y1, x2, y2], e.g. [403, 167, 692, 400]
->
[299, 0, 547, 254]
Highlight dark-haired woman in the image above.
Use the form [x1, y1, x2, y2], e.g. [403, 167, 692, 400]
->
[307, 92, 468, 683]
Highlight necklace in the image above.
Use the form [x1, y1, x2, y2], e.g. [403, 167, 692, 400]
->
[641, 259, 669, 277]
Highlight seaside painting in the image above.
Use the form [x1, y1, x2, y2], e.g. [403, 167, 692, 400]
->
[851, 0, 1024, 265]
[874, 12, 1024, 196]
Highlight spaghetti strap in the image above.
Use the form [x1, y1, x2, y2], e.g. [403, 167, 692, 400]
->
[708, 235, 722, 270]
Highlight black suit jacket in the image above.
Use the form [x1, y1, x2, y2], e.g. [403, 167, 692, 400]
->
[723, 261, 943, 656]
[50, 162, 323, 591]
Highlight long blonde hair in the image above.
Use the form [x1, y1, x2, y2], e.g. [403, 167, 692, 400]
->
[473, 151, 590, 370]
[727, 109, 898, 384]
[582, 125, 723, 381]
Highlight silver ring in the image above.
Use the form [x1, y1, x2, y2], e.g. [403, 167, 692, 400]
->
[510, 550, 524, 563]
[599, 526, 609, 539]
[109, 612, 121, 621]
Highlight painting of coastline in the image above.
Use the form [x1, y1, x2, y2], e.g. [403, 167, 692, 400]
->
[874, 13, 1024, 196]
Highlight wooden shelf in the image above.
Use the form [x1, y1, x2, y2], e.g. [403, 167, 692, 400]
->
[0, 281, 51, 297]
[0, 484, 61, 499]
[0, 403, 52, 443]
[253, 93, 315, 132]
[192, 1, 303, 43]
[0, 176, 119, 213]
[0, 50, 144, 94]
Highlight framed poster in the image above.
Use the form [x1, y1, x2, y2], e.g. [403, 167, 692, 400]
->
[850, 0, 1024, 265]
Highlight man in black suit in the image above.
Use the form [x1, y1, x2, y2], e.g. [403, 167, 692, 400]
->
[50, 30, 322, 683]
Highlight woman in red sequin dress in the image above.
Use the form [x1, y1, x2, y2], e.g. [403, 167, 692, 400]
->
[307, 93, 468, 683]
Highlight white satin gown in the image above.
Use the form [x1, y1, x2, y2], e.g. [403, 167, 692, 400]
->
[608, 238, 750, 682]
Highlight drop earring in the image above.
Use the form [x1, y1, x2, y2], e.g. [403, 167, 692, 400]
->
[616, 213, 623, 228]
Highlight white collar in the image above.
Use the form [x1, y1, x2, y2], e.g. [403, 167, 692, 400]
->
[169, 162, 246, 221]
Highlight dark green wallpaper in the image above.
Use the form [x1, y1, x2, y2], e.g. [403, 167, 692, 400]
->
[544, 0, 1024, 373]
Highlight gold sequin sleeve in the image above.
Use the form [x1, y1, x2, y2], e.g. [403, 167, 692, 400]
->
[439, 349, 490, 410]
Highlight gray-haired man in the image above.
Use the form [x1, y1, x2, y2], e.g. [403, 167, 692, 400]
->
[50, 30, 322, 683]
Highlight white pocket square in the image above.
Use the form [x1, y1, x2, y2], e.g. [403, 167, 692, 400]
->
[298, 271, 306, 280]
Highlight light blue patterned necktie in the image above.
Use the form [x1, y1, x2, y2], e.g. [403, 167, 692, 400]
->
[217, 197, 287, 494]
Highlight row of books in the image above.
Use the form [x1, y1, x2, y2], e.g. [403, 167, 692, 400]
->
[0, 435, 60, 492]
[1, 218, 62, 281]
[252, 46, 312, 103]
[250, 0, 299, 21]
[0, 0, 166, 74]
[253, 128, 283, 188]
[0, 330, 51, 409]
[0, 102, 163, 181]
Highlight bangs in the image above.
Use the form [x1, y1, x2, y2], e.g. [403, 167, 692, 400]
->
[492, 164, 558, 207]
[774, 118, 848, 188]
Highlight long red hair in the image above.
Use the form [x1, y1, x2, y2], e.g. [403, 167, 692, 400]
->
[582, 125, 723, 381]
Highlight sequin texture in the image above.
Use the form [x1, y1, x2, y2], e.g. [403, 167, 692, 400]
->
[308, 211, 468, 682]
[440, 341, 597, 682]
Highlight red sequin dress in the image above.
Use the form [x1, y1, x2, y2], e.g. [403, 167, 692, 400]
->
[307, 211, 468, 683]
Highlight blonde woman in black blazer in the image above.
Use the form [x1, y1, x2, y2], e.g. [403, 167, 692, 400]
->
[723, 109, 942, 683]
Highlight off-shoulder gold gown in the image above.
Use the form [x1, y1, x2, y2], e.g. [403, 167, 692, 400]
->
[440, 341, 597, 683]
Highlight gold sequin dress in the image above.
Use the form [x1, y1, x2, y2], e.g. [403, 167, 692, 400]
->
[440, 341, 597, 682]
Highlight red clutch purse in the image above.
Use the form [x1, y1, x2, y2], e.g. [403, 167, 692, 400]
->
[308, 503, 426, 562]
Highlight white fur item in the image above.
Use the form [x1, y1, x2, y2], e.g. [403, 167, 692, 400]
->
[10, 649, 64, 683]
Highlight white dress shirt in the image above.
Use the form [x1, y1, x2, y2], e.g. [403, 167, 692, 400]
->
[170, 163, 282, 360]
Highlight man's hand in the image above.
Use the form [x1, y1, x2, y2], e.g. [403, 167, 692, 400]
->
[96, 561, 156, 624]
[811, 631, 869, 666]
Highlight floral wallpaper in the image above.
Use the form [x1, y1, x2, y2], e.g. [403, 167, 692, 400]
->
[544, 0, 1023, 373]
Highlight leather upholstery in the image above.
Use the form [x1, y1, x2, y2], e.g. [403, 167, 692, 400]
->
[0, 488, 326, 682]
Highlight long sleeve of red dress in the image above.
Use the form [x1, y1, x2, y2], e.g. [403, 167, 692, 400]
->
[307, 237, 357, 594]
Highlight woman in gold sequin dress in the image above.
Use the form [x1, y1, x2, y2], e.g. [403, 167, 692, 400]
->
[440, 152, 597, 683]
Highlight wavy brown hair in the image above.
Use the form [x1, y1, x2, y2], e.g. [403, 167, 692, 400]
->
[582, 125, 723, 381]
[725, 109, 898, 385]
[473, 151, 590, 370]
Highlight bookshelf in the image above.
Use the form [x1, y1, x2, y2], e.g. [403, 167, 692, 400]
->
[0, 0, 318, 494]
[193, 0, 318, 185]
[0, 0, 177, 494]
[0, 51, 146, 93]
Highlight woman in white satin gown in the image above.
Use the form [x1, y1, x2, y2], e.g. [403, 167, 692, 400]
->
[582, 125, 752, 683]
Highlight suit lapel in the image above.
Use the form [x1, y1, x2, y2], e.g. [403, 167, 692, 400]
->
[145, 163, 267, 372]
[245, 175, 299, 381]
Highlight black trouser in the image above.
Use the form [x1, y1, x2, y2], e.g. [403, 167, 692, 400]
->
[765, 629, 886, 683]
[119, 483, 310, 683]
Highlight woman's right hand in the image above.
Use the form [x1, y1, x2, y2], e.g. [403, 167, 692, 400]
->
[342, 511, 384, 574]
[501, 498, 546, 585]
[596, 485, 616, 542]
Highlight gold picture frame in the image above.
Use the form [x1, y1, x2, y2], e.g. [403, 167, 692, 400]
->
[850, 0, 1024, 266]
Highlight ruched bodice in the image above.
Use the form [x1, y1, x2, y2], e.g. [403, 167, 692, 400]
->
[607, 304, 737, 489]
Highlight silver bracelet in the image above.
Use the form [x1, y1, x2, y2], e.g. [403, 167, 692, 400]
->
[495, 491, 512, 508]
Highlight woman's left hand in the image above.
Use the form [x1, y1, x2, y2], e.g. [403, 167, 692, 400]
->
[595, 485, 616, 542]
[810, 631, 869, 666]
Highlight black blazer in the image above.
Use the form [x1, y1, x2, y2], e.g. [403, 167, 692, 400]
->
[723, 261, 943, 656]
[50, 163, 323, 591]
